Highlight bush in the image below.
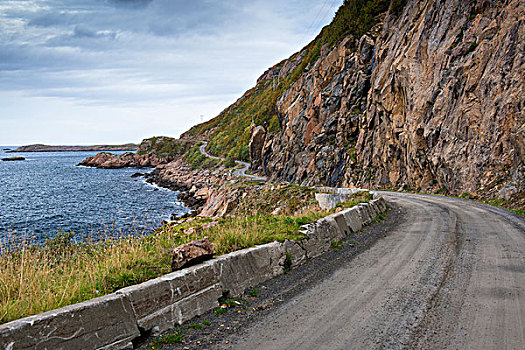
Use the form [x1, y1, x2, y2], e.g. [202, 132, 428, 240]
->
[223, 156, 236, 168]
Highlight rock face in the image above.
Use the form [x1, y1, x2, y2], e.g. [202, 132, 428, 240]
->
[253, 32, 378, 187]
[248, 0, 524, 207]
[357, 0, 524, 199]
[171, 239, 216, 271]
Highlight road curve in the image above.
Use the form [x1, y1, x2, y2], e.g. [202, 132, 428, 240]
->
[226, 192, 525, 349]
[198, 142, 267, 181]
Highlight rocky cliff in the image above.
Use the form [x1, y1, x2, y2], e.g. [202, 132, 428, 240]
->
[244, 0, 524, 208]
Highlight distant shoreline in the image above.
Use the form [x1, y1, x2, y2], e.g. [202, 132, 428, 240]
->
[8, 144, 138, 153]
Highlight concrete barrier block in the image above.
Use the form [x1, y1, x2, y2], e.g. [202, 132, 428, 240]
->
[365, 203, 377, 221]
[368, 199, 379, 214]
[311, 219, 338, 240]
[341, 207, 362, 232]
[367, 201, 379, 218]
[331, 212, 352, 237]
[356, 204, 372, 225]
[323, 216, 345, 242]
[117, 278, 173, 334]
[0, 293, 139, 350]
[284, 239, 306, 267]
[117, 261, 218, 334]
[375, 197, 388, 212]
[299, 220, 333, 259]
[175, 283, 222, 325]
[266, 242, 286, 276]
[370, 198, 387, 215]
[215, 243, 280, 296]
[315, 193, 351, 210]
[163, 262, 219, 301]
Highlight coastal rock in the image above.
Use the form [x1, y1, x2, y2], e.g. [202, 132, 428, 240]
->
[78, 152, 135, 168]
[1, 157, 25, 161]
[171, 239, 216, 271]
[78, 137, 195, 169]
[199, 188, 241, 218]
[195, 187, 210, 200]
[78, 152, 163, 169]
[143, 158, 230, 212]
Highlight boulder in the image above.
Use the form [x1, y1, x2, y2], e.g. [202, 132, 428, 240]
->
[249, 125, 266, 171]
[195, 187, 209, 200]
[171, 239, 216, 271]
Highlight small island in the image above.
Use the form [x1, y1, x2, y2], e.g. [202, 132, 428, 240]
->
[8, 143, 138, 153]
[1, 156, 25, 161]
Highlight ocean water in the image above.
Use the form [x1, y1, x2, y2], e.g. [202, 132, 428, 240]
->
[0, 147, 188, 244]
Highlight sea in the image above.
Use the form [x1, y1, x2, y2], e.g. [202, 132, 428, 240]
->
[0, 147, 188, 244]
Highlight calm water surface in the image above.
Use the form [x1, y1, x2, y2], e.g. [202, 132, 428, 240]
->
[0, 147, 187, 243]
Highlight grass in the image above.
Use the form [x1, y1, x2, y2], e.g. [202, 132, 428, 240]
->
[148, 330, 183, 349]
[189, 322, 202, 330]
[477, 197, 524, 217]
[137, 136, 194, 158]
[247, 287, 260, 298]
[331, 240, 344, 252]
[0, 190, 373, 324]
[214, 307, 228, 317]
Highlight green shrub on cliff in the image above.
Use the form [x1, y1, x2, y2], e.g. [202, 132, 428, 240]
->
[223, 156, 237, 168]
[184, 143, 220, 169]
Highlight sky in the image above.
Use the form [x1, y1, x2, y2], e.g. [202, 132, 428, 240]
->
[0, 0, 341, 145]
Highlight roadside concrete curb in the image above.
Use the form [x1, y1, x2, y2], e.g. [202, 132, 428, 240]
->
[0, 197, 388, 350]
[0, 293, 140, 350]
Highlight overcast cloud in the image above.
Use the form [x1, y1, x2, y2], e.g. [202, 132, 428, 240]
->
[0, 0, 341, 145]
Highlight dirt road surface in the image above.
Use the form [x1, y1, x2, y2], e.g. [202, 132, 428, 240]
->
[226, 193, 525, 349]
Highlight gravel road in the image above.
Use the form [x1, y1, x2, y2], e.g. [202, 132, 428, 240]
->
[225, 192, 525, 349]
[198, 142, 267, 181]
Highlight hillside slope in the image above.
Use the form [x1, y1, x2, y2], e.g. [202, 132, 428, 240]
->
[183, 0, 524, 209]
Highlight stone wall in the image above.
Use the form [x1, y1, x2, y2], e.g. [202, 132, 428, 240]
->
[0, 197, 388, 350]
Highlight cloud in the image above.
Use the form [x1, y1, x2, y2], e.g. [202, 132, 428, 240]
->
[0, 0, 342, 144]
